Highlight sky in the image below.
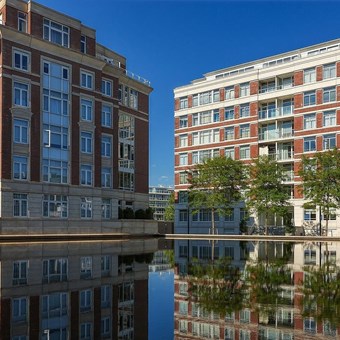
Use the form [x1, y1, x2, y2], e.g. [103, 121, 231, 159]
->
[37, 0, 340, 187]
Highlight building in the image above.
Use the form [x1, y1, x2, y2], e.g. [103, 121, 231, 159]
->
[174, 39, 340, 235]
[0, 0, 153, 233]
[149, 186, 173, 221]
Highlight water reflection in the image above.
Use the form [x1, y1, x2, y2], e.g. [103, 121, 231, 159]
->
[1, 239, 159, 340]
[174, 239, 340, 339]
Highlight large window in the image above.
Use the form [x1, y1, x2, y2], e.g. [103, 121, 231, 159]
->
[80, 323, 92, 340]
[323, 134, 336, 150]
[101, 104, 112, 127]
[304, 113, 316, 129]
[225, 86, 235, 100]
[13, 155, 28, 180]
[101, 135, 112, 157]
[13, 119, 28, 144]
[225, 107, 234, 120]
[239, 83, 250, 97]
[42, 292, 67, 319]
[80, 165, 93, 186]
[304, 209, 316, 221]
[179, 97, 188, 109]
[102, 198, 111, 219]
[42, 258, 67, 283]
[80, 71, 93, 89]
[101, 79, 112, 97]
[304, 67, 316, 83]
[323, 110, 336, 127]
[13, 50, 29, 71]
[304, 137, 316, 152]
[80, 197, 92, 219]
[323, 86, 336, 103]
[323, 63, 336, 79]
[43, 194, 68, 218]
[239, 145, 250, 159]
[179, 134, 188, 147]
[13, 193, 27, 217]
[42, 159, 68, 184]
[225, 147, 235, 159]
[14, 81, 28, 107]
[81, 132, 93, 153]
[101, 167, 112, 188]
[43, 125, 68, 149]
[179, 116, 188, 128]
[80, 289, 92, 312]
[304, 91, 316, 106]
[101, 285, 111, 308]
[43, 19, 69, 47]
[240, 104, 250, 118]
[81, 98, 93, 121]
[179, 153, 188, 166]
[13, 260, 28, 285]
[239, 124, 250, 138]
[12, 297, 27, 322]
[224, 127, 234, 140]
[18, 12, 27, 32]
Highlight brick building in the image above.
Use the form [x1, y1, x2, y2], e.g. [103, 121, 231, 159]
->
[174, 39, 340, 235]
[0, 0, 152, 233]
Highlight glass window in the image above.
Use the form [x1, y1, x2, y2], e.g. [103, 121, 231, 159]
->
[12, 297, 27, 322]
[101, 198, 111, 219]
[14, 81, 28, 107]
[304, 91, 316, 106]
[80, 322, 92, 340]
[304, 113, 316, 129]
[101, 285, 111, 308]
[42, 292, 67, 319]
[101, 167, 111, 188]
[18, 12, 27, 32]
[43, 194, 68, 218]
[213, 89, 220, 102]
[179, 210, 188, 222]
[323, 63, 336, 79]
[13, 119, 28, 144]
[225, 106, 234, 120]
[323, 134, 336, 150]
[43, 19, 69, 47]
[178, 191, 188, 203]
[199, 91, 212, 105]
[81, 98, 93, 121]
[192, 94, 198, 107]
[225, 209, 234, 222]
[213, 109, 220, 122]
[13, 155, 28, 180]
[179, 153, 188, 166]
[80, 256, 92, 278]
[224, 127, 234, 140]
[13, 50, 29, 71]
[323, 86, 336, 103]
[80, 164, 92, 186]
[101, 316, 111, 337]
[179, 134, 187, 147]
[225, 86, 234, 100]
[239, 145, 250, 159]
[239, 83, 250, 97]
[81, 132, 92, 153]
[101, 79, 112, 96]
[304, 137, 316, 152]
[179, 172, 188, 184]
[101, 255, 111, 276]
[80, 289, 92, 312]
[240, 124, 250, 138]
[13, 193, 27, 217]
[179, 97, 188, 109]
[240, 103, 250, 118]
[129, 89, 138, 110]
[80, 197, 92, 219]
[101, 104, 112, 127]
[42, 258, 67, 283]
[13, 260, 28, 285]
[323, 110, 336, 126]
[42, 159, 68, 184]
[304, 68, 316, 83]
[80, 35, 86, 54]
[81, 71, 93, 89]
[225, 147, 235, 159]
[304, 209, 316, 221]
[101, 135, 112, 157]
[179, 115, 188, 128]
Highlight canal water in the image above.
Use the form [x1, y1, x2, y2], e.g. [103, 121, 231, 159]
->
[2, 237, 340, 339]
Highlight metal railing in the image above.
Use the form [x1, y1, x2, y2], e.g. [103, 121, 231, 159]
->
[258, 106, 294, 120]
[258, 129, 294, 141]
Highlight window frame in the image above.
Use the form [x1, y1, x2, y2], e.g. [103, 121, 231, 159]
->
[80, 70, 94, 89]
[13, 49, 29, 72]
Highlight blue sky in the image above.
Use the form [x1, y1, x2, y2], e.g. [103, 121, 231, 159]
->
[38, 0, 340, 187]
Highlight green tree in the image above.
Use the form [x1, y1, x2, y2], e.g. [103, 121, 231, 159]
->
[164, 192, 175, 221]
[246, 155, 291, 235]
[188, 156, 246, 235]
[299, 149, 340, 235]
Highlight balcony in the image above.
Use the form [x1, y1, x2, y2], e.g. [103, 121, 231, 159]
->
[268, 152, 294, 161]
[258, 106, 294, 120]
[259, 83, 293, 94]
[283, 170, 294, 182]
[259, 129, 294, 141]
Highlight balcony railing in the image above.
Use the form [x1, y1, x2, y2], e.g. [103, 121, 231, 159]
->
[259, 129, 294, 141]
[259, 106, 294, 120]
[259, 83, 293, 94]
[283, 171, 294, 182]
[268, 152, 294, 161]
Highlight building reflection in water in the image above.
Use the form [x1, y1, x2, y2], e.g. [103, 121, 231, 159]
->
[0, 238, 158, 340]
[174, 239, 340, 339]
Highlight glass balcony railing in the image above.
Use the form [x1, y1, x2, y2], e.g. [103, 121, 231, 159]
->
[268, 152, 294, 161]
[259, 83, 293, 94]
[259, 129, 294, 141]
[259, 106, 294, 120]
[283, 171, 294, 182]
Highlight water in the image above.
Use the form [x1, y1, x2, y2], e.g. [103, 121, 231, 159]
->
[2, 237, 340, 339]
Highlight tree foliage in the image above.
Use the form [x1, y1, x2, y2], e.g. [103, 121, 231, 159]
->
[299, 149, 340, 235]
[246, 155, 291, 234]
[164, 192, 175, 221]
[188, 156, 247, 233]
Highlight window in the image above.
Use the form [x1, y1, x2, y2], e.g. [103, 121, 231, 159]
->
[225, 147, 235, 159]
[43, 195, 68, 218]
[240, 104, 250, 118]
[101, 79, 112, 97]
[304, 91, 316, 106]
[80, 322, 92, 340]
[213, 109, 220, 122]
[43, 19, 69, 47]
[101, 136, 112, 157]
[80, 256, 92, 278]
[101, 316, 111, 337]
[225, 209, 234, 222]
[304, 209, 316, 221]
[13, 155, 28, 180]
[101, 198, 111, 219]
[179, 210, 188, 222]
[304, 113, 316, 129]
[42, 159, 68, 184]
[13, 260, 28, 285]
[323, 86, 336, 103]
[42, 258, 67, 283]
[81, 98, 93, 121]
[101, 167, 111, 188]
[101, 255, 111, 276]
[179, 97, 188, 109]
[13, 193, 27, 217]
[224, 246, 235, 259]
[200, 111, 211, 124]
[178, 191, 188, 203]
[192, 113, 199, 126]
[323, 63, 336, 79]
[80, 197, 92, 219]
[323, 110, 336, 126]
[179, 134, 188, 147]
[240, 329, 250, 340]
[14, 81, 28, 107]
[213, 89, 220, 102]
[80, 289, 92, 312]
[18, 12, 27, 32]
[179, 153, 188, 166]
[129, 89, 138, 109]
[304, 317, 316, 333]
[13, 119, 28, 144]
[179, 116, 188, 128]
[240, 309, 250, 323]
[225, 328, 234, 340]
[225, 86, 234, 100]
[81, 165, 92, 186]
[304, 137, 316, 152]
[240, 83, 250, 97]
[179, 282, 188, 296]
[192, 94, 198, 107]
[101, 104, 112, 127]
[101, 285, 111, 307]
[179, 301, 188, 315]
[13, 50, 29, 71]
[43, 124, 68, 149]
[81, 71, 93, 89]
[42, 292, 67, 319]
[323, 208, 336, 221]
[179, 172, 188, 184]
[240, 124, 250, 138]
[225, 106, 234, 120]
[239, 145, 250, 159]
[225, 127, 234, 140]
[323, 134, 336, 150]
[81, 132, 92, 153]
[80, 35, 87, 54]
[12, 297, 27, 322]
[304, 68, 316, 83]
[179, 320, 188, 334]
[199, 91, 212, 105]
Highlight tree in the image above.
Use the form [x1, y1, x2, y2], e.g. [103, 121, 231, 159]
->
[164, 192, 175, 221]
[246, 155, 291, 235]
[188, 156, 247, 235]
[299, 149, 340, 235]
